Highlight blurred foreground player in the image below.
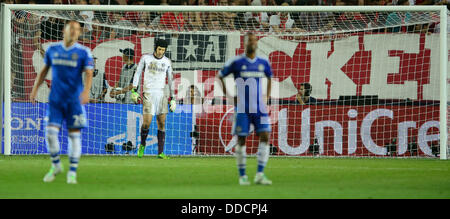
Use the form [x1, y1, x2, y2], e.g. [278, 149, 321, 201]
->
[218, 32, 273, 185]
[30, 20, 94, 184]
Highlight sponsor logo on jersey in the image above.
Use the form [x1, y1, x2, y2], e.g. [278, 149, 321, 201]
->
[148, 60, 167, 73]
[52, 59, 78, 67]
[71, 53, 78, 60]
[258, 64, 265, 72]
[240, 71, 265, 78]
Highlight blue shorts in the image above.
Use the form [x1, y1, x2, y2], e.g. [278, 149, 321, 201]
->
[47, 100, 87, 129]
[233, 112, 271, 136]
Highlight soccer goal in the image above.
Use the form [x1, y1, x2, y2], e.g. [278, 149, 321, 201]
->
[1, 4, 448, 159]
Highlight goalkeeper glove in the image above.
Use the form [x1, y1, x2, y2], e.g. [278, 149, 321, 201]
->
[131, 89, 141, 104]
[169, 98, 177, 112]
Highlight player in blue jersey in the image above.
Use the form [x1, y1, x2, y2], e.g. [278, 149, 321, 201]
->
[218, 32, 273, 185]
[30, 20, 94, 184]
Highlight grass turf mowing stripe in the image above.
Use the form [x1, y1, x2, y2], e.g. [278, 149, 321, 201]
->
[0, 155, 449, 198]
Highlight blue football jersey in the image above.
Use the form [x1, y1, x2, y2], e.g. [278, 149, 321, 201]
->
[44, 42, 94, 104]
[219, 54, 273, 114]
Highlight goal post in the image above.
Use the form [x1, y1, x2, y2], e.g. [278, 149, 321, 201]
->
[1, 4, 448, 159]
[439, 7, 448, 160]
[0, 3, 4, 155]
[2, 3, 12, 156]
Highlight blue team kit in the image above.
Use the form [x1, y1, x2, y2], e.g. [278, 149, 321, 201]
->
[44, 42, 94, 129]
[219, 54, 273, 136]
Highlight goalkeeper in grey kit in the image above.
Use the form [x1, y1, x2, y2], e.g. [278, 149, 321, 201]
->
[131, 39, 176, 159]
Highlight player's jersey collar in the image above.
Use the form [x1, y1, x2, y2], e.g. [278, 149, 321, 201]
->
[244, 55, 258, 63]
[59, 41, 78, 51]
[124, 63, 135, 69]
[153, 53, 164, 60]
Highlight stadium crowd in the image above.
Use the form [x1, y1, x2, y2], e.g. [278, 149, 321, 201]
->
[2, 0, 449, 38]
[1, 0, 448, 101]
[2, 0, 450, 5]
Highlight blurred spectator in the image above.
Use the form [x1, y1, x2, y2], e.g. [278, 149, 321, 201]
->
[231, 0, 248, 31]
[220, 0, 237, 31]
[124, 0, 145, 25]
[11, 9, 31, 99]
[385, 0, 411, 32]
[80, 18, 110, 43]
[110, 48, 137, 104]
[185, 0, 204, 31]
[89, 0, 109, 24]
[87, 57, 110, 103]
[405, 0, 435, 5]
[144, 0, 163, 4]
[434, 8, 450, 33]
[317, 0, 335, 4]
[269, 2, 295, 33]
[182, 85, 203, 105]
[10, 0, 44, 100]
[335, 12, 369, 30]
[292, 0, 335, 33]
[114, 0, 128, 4]
[245, 0, 270, 31]
[41, 0, 65, 40]
[77, 0, 94, 37]
[160, 0, 185, 30]
[197, 0, 209, 31]
[149, 1, 169, 29]
[136, 22, 150, 37]
[109, 12, 134, 38]
[296, 83, 317, 105]
[209, 15, 222, 30]
[206, 0, 236, 31]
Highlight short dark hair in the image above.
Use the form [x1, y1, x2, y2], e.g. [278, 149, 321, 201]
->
[301, 82, 312, 96]
[154, 38, 168, 51]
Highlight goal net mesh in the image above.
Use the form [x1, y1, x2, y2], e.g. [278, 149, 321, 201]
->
[4, 7, 449, 158]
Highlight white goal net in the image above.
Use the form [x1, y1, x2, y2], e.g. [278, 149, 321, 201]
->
[1, 5, 448, 159]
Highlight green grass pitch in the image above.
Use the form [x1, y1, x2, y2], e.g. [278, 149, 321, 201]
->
[0, 155, 449, 199]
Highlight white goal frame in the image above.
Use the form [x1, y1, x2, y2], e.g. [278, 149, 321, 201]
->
[1, 4, 448, 159]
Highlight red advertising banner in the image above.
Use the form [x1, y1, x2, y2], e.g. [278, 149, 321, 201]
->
[195, 105, 440, 157]
[19, 33, 445, 102]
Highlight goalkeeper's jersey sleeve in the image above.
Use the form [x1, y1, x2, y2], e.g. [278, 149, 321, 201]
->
[134, 53, 172, 93]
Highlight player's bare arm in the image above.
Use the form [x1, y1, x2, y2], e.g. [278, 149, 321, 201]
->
[266, 78, 272, 105]
[30, 65, 50, 104]
[218, 76, 233, 105]
[81, 68, 94, 105]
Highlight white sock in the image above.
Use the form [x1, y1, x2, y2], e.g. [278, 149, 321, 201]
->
[68, 132, 82, 173]
[46, 126, 61, 168]
[257, 142, 270, 173]
[235, 144, 247, 177]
